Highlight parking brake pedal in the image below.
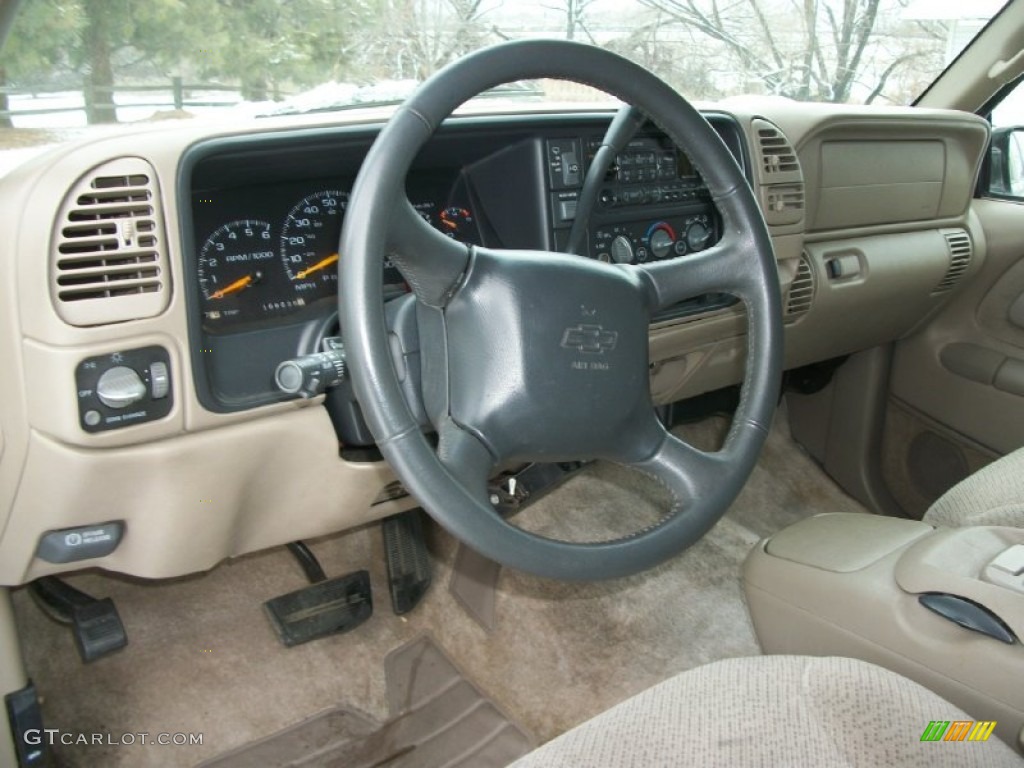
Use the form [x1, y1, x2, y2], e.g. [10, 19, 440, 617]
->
[264, 570, 372, 647]
[382, 510, 432, 614]
[28, 576, 127, 662]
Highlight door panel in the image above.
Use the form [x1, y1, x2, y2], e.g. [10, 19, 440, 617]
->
[884, 199, 1024, 516]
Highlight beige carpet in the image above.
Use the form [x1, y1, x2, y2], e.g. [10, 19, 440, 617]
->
[10, 405, 868, 767]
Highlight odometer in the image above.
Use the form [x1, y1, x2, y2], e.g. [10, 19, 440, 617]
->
[280, 190, 346, 301]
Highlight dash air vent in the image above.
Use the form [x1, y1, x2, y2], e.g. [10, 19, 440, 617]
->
[785, 255, 815, 321]
[752, 118, 804, 227]
[52, 158, 168, 326]
[761, 183, 805, 226]
[933, 230, 972, 294]
[753, 119, 800, 176]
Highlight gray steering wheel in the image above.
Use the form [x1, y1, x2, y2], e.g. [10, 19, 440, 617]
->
[339, 40, 782, 581]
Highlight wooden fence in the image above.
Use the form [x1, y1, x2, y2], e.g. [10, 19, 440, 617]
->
[0, 78, 242, 121]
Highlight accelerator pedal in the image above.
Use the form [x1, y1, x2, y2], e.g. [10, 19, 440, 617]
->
[28, 576, 127, 662]
[382, 510, 432, 615]
[264, 570, 372, 647]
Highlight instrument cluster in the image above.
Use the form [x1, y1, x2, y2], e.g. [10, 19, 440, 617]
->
[192, 174, 479, 333]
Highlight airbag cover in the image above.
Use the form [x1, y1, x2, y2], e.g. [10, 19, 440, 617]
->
[445, 248, 652, 462]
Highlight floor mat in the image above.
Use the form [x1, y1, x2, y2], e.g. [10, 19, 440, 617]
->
[199, 635, 532, 768]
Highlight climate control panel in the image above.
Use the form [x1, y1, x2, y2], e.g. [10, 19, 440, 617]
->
[593, 213, 715, 265]
[76, 346, 173, 433]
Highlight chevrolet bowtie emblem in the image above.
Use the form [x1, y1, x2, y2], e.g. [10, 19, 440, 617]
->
[561, 324, 619, 354]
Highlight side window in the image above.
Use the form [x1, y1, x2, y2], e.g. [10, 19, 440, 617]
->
[987, 80, 1024, 198]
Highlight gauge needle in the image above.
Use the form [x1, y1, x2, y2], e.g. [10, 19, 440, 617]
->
[210, 274, 253, 299]
[296, 253, 339, 280]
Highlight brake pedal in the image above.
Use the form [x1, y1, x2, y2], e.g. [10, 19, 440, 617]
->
[29, 576, 127, 662]
[264, 570, 372, 647]
[383, 510, 432, 615]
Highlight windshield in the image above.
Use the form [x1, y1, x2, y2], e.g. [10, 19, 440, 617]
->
[0, 0, 1010, 164]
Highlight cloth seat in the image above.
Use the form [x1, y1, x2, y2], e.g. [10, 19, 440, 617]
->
[510, 655, 1020, 767]
[924, 446, 1024, 528]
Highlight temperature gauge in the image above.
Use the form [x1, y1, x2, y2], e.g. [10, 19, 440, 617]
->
[438, 206, 475, 239]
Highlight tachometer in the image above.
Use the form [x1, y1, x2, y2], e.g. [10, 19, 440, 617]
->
[198, 220, 275, 324]
[280, 190, 347, 301]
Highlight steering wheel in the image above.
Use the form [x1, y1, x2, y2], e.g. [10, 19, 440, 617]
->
[339, 40, 782, 581]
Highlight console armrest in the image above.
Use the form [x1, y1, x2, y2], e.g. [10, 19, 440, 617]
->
[895, 527, 1024, 641]
[743, 512, 1024, 752]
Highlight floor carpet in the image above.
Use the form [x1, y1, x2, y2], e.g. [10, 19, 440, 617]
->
[10, 405, 868, 766]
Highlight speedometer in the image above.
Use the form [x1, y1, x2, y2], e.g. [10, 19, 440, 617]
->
[280, 190, 347, 301]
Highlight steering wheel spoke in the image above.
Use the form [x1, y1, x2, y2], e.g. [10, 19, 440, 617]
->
[636, 231, 753, 313]
[633, 429, 733, 509]
[436, 420, 497, 503]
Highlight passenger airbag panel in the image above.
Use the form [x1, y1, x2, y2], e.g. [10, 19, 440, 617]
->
[816, 141, 945, 229]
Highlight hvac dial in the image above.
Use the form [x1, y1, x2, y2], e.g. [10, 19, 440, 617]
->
[198, 219, 275, 304]
[280, 190, 347, 300]
[645, 222, 677, 260]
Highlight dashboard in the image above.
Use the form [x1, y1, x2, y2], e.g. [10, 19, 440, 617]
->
[183, 115, 745, 417]
[0, 99, 992, 584]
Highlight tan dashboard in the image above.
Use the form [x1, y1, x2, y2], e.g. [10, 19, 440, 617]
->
[0, 100, 991, 585]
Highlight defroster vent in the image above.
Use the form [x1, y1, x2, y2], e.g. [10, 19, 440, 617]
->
[52, 158, 168, 326]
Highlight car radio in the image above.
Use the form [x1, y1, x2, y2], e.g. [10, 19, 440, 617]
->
[547, 134, 719, 263]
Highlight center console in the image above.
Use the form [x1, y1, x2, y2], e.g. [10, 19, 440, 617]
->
[543, 118, 746, 322]
[744, 513, 1024, 752]
[546, 133, 716, 261]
